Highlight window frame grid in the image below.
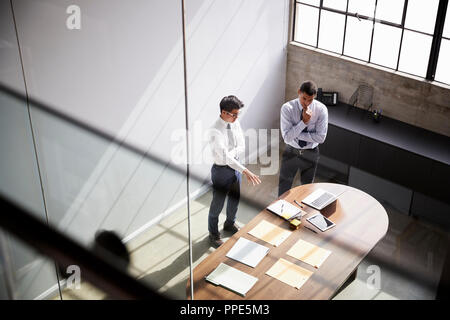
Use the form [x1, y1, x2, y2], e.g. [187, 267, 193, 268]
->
[292, 0, 449, 84]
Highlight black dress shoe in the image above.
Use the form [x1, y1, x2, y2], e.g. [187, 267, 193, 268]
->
[223, 223, 240, 235]
[209, 233, 223, 248]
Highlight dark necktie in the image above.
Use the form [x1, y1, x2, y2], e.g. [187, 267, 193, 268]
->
[296, 109, 308, 148]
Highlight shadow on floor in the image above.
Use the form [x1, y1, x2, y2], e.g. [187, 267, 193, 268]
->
[139, 235, 214, 299]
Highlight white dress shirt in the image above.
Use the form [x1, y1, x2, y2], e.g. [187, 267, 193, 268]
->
[280, 98, 328, 149]
[209, 116, 246, 173]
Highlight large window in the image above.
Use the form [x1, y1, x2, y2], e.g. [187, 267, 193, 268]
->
[292, 0, 450, 85]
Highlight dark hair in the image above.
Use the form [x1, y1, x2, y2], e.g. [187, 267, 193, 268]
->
[57, 230, 130, 280]
[92, 230, 130, 269]
[219, 95, 244, 112]
[299, 80, 318, 96]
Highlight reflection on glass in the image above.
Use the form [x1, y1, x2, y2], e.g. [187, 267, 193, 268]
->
[398, 30, 432, 77]
[344, 16, 373, 61]
[404, 0, 439, 34]
[348, 0, 376, 17]
[435, 39, 450, 85]
[370, 23, 402, 69]
[2, 78, 190, 300]
[294, 4, 319, 46]
[318, 10, 345, 54]
[375, 0, 404, 24]
[322, 0, 347, 12]
[0, 230, 60, 300]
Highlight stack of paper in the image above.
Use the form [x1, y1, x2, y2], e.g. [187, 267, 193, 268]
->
[286, 239, 332, 268]
[266, 200, 303, 220]
[248, 220, 292, 247]
[206, 263, 258, 296]
[226, 237, 269, 268]
[265, 258, 313, 289]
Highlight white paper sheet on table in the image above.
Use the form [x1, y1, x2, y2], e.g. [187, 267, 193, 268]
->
[226, 237, 269, 268]
[248, 220, 292, 247]
[286, 239, 332, 268]
[265, 258, 313, 289]
[206, 262, 258, 296]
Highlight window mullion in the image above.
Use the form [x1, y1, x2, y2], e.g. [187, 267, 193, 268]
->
[396, 0, 408, 71]
[316, 0, 323, 48]
[368, 0, 378, 62]
[341, 0, 349, 55]
[426, 0, 449, 80]
[292, 1, 298, 42]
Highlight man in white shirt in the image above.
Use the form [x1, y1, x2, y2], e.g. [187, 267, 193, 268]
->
[278, 80, 328, 196]
[208, 95, 261, 248]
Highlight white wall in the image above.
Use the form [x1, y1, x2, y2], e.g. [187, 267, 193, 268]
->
[1, 0, 289, 298]
[186, 0, 289, 184]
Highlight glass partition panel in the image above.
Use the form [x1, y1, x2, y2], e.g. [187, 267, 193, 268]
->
[1, 0, 192, 299]
[0, 230, 61, 300]
[0, 0, 60, 299]
[1, 77, 192, 300]
[183, 0, 289, 300]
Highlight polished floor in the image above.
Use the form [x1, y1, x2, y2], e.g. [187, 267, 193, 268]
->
[56, 149, 449, 300]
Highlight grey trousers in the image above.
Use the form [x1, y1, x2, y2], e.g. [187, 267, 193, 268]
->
[278, 145, 320, 197]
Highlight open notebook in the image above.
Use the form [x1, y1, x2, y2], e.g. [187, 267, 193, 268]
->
[266, 199, 303, 220]
[206, 263, 258, 297]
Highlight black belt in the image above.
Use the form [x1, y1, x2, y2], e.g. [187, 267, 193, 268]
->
[285, 144, 318, 156]
[212, 163, 233, 169]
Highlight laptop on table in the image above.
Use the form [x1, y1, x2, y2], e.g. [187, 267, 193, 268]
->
[301, 188, 344, 210]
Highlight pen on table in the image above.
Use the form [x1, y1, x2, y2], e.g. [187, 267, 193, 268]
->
[294, 200, 304, 208]
[288, 212, 301, 221]
[280, 203, 284, 214]
[304, 226, 317, 234]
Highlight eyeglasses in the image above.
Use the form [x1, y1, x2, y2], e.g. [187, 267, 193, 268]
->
[224, 111, 240, 118]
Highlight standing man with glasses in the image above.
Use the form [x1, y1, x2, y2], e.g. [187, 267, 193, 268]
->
[278, 80, 328, 197]
[208, 95, 261, 248]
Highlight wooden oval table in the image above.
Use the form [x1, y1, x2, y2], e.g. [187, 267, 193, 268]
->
[187, 183, 389, 300]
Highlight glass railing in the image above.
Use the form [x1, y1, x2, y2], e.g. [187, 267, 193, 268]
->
[0, 82, 194, 299]
[0, 193, 165, 299]
[0, 82, 269, 300]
